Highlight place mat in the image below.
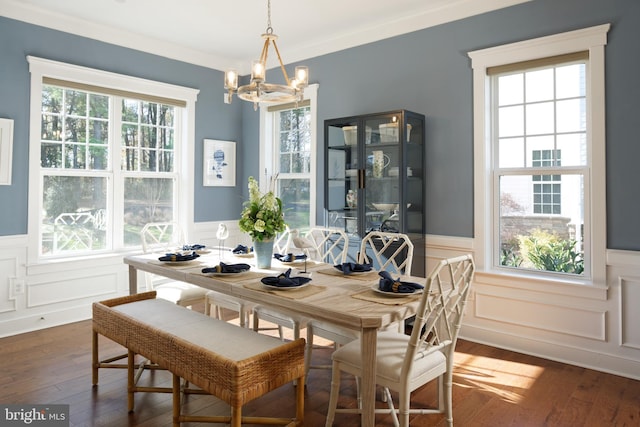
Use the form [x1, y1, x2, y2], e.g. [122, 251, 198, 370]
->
[243, 281, 326, 299]
[316, 267, 380, 281]
[149, 259, 203, 269]
[194, 270, 266, 282]
[350, 288, 422, 305]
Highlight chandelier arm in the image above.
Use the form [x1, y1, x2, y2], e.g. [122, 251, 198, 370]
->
[271, 39, 291, 86]
[260, 38, 270, 65]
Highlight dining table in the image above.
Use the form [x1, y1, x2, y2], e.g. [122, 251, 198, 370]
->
[123, 249, 426, 427]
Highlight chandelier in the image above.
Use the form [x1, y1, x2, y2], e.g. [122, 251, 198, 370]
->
[224, 0, 309, 110]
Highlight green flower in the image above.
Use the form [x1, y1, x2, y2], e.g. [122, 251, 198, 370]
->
[238, 176, 286, 241]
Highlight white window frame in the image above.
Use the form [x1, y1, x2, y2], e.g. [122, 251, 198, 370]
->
[27, 56, 199, 264]
[259, 84, 318, 230]
[468, 24, 609, 288]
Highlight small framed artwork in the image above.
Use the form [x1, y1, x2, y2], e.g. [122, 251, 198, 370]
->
[203, 139, 236, 187]
[0, 118, 14, 186]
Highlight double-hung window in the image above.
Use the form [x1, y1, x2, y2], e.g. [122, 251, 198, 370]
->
[260, 85, 318, 232]
[28, 57, 198, 261]
[469, 25, 609, 285]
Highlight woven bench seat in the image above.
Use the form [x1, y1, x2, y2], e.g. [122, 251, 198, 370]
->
[92, 291, 305, 427]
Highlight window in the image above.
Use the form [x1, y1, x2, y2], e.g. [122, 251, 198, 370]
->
[28, 57, 198, 261]
[469, 25, 609, 284]
[260, 85, 318, 232]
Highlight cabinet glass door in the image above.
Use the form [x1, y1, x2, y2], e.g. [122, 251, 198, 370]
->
[326, 119, 359, 236]
[363, 114, 403, 233]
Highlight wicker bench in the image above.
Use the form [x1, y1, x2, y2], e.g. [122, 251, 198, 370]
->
[92, 291, 305, 427]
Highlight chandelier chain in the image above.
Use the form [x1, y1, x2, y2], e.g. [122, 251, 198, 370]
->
[265, 0, 273, 34]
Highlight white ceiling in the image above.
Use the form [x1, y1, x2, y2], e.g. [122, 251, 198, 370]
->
[1, 0, 529, 74]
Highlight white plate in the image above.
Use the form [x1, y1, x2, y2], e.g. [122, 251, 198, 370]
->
[204, 270, 249, 277]
[278, 259, 307, 265]
[159, 259, 198, 266]
[262, 282, 310, 291]
[334, 267, 373, 274]
[371, 284, 423, 297]
[233, 253, 255, 258]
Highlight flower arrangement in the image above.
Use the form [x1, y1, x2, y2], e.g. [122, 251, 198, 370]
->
[238, 176, 286, 242]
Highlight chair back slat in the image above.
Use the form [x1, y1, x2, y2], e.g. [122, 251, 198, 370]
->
[140, 222, 184, 254]
[358, 231, 414, 275]
[404, 255, 475, 376]
[293, 227, 349, 264]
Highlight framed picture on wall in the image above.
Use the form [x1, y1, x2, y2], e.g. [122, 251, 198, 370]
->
[203, 139, 236, 187]
[0, 118, 14, 186]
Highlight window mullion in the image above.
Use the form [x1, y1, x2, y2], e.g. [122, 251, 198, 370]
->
[111, 95, 124, 250]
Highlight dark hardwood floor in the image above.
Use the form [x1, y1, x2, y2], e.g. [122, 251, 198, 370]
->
[1, 310, 639, 427]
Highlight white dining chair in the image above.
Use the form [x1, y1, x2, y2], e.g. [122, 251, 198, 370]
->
[358, 231, 414, 276]
[294, 227, 355, 375]
[325, 254, 475, 427]
[140, 222, 208, 308]
[203, 223, 257, 327]
[252, 226, 305, 340]
[306, 231, 415, 384]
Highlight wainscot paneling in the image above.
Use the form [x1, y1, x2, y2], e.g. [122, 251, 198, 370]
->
[27, 271, 120, 307]
[0, 235, 131, 338]
[474, 291, 606, 340]
[0, 240, 24, 314]
[423, 236, 640, 381]
[619, 275, 640, 350]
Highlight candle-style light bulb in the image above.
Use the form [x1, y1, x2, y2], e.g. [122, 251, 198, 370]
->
[294, 66, 308, 87]
[252, 60, 265, 83]
[224, 70, 238, 90]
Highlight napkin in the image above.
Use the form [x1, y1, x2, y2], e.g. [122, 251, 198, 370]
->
[377, 271, 424, 293]
[201, 262, 251, 274]
[182, 244, 206, 251]
[261, 268, 312, 288]
[232, 244, 253, 254]
[158, 251, 200, 262]
[334, 262, 373, 275]
[273, 253, 308, 263]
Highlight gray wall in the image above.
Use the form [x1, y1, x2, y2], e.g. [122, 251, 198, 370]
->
[0, 15, 245, 234]
[245, 0, 639, 250]
[2, 0, 639, 251]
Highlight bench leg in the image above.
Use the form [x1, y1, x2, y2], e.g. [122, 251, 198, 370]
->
[173, 373, 181, 427]
[296, 375, 305, 425]
[231, 405, 242, 427]
[92, 329, 99, 385]
[127, 350, 135, 412]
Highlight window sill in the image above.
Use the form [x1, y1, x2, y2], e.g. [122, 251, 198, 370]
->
[26, 249, 141, 276]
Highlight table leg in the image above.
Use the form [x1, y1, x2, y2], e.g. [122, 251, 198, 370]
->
[360, 327, 377, 427]
[128, 265, 138, 295]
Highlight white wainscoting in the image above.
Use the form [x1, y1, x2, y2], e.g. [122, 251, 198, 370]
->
[0, 221, 244, 338]
[1, 229, 639, 380]
[425, 235, 640, 381]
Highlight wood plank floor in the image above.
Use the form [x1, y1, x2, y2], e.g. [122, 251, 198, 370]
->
[1, 313, 639, 427]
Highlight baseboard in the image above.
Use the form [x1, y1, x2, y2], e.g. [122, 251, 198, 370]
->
[0, 303, 93, 339]
[461, 324, 640, 381]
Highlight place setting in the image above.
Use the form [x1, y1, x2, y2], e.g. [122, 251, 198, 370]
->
[317, 261, 380, 280]
[243, 268, 326, 299]
[150, 250, 203, 268]
[196, 261, 266, 282]
[352, 270, 425, 305]
[230, 244, 255, 258]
